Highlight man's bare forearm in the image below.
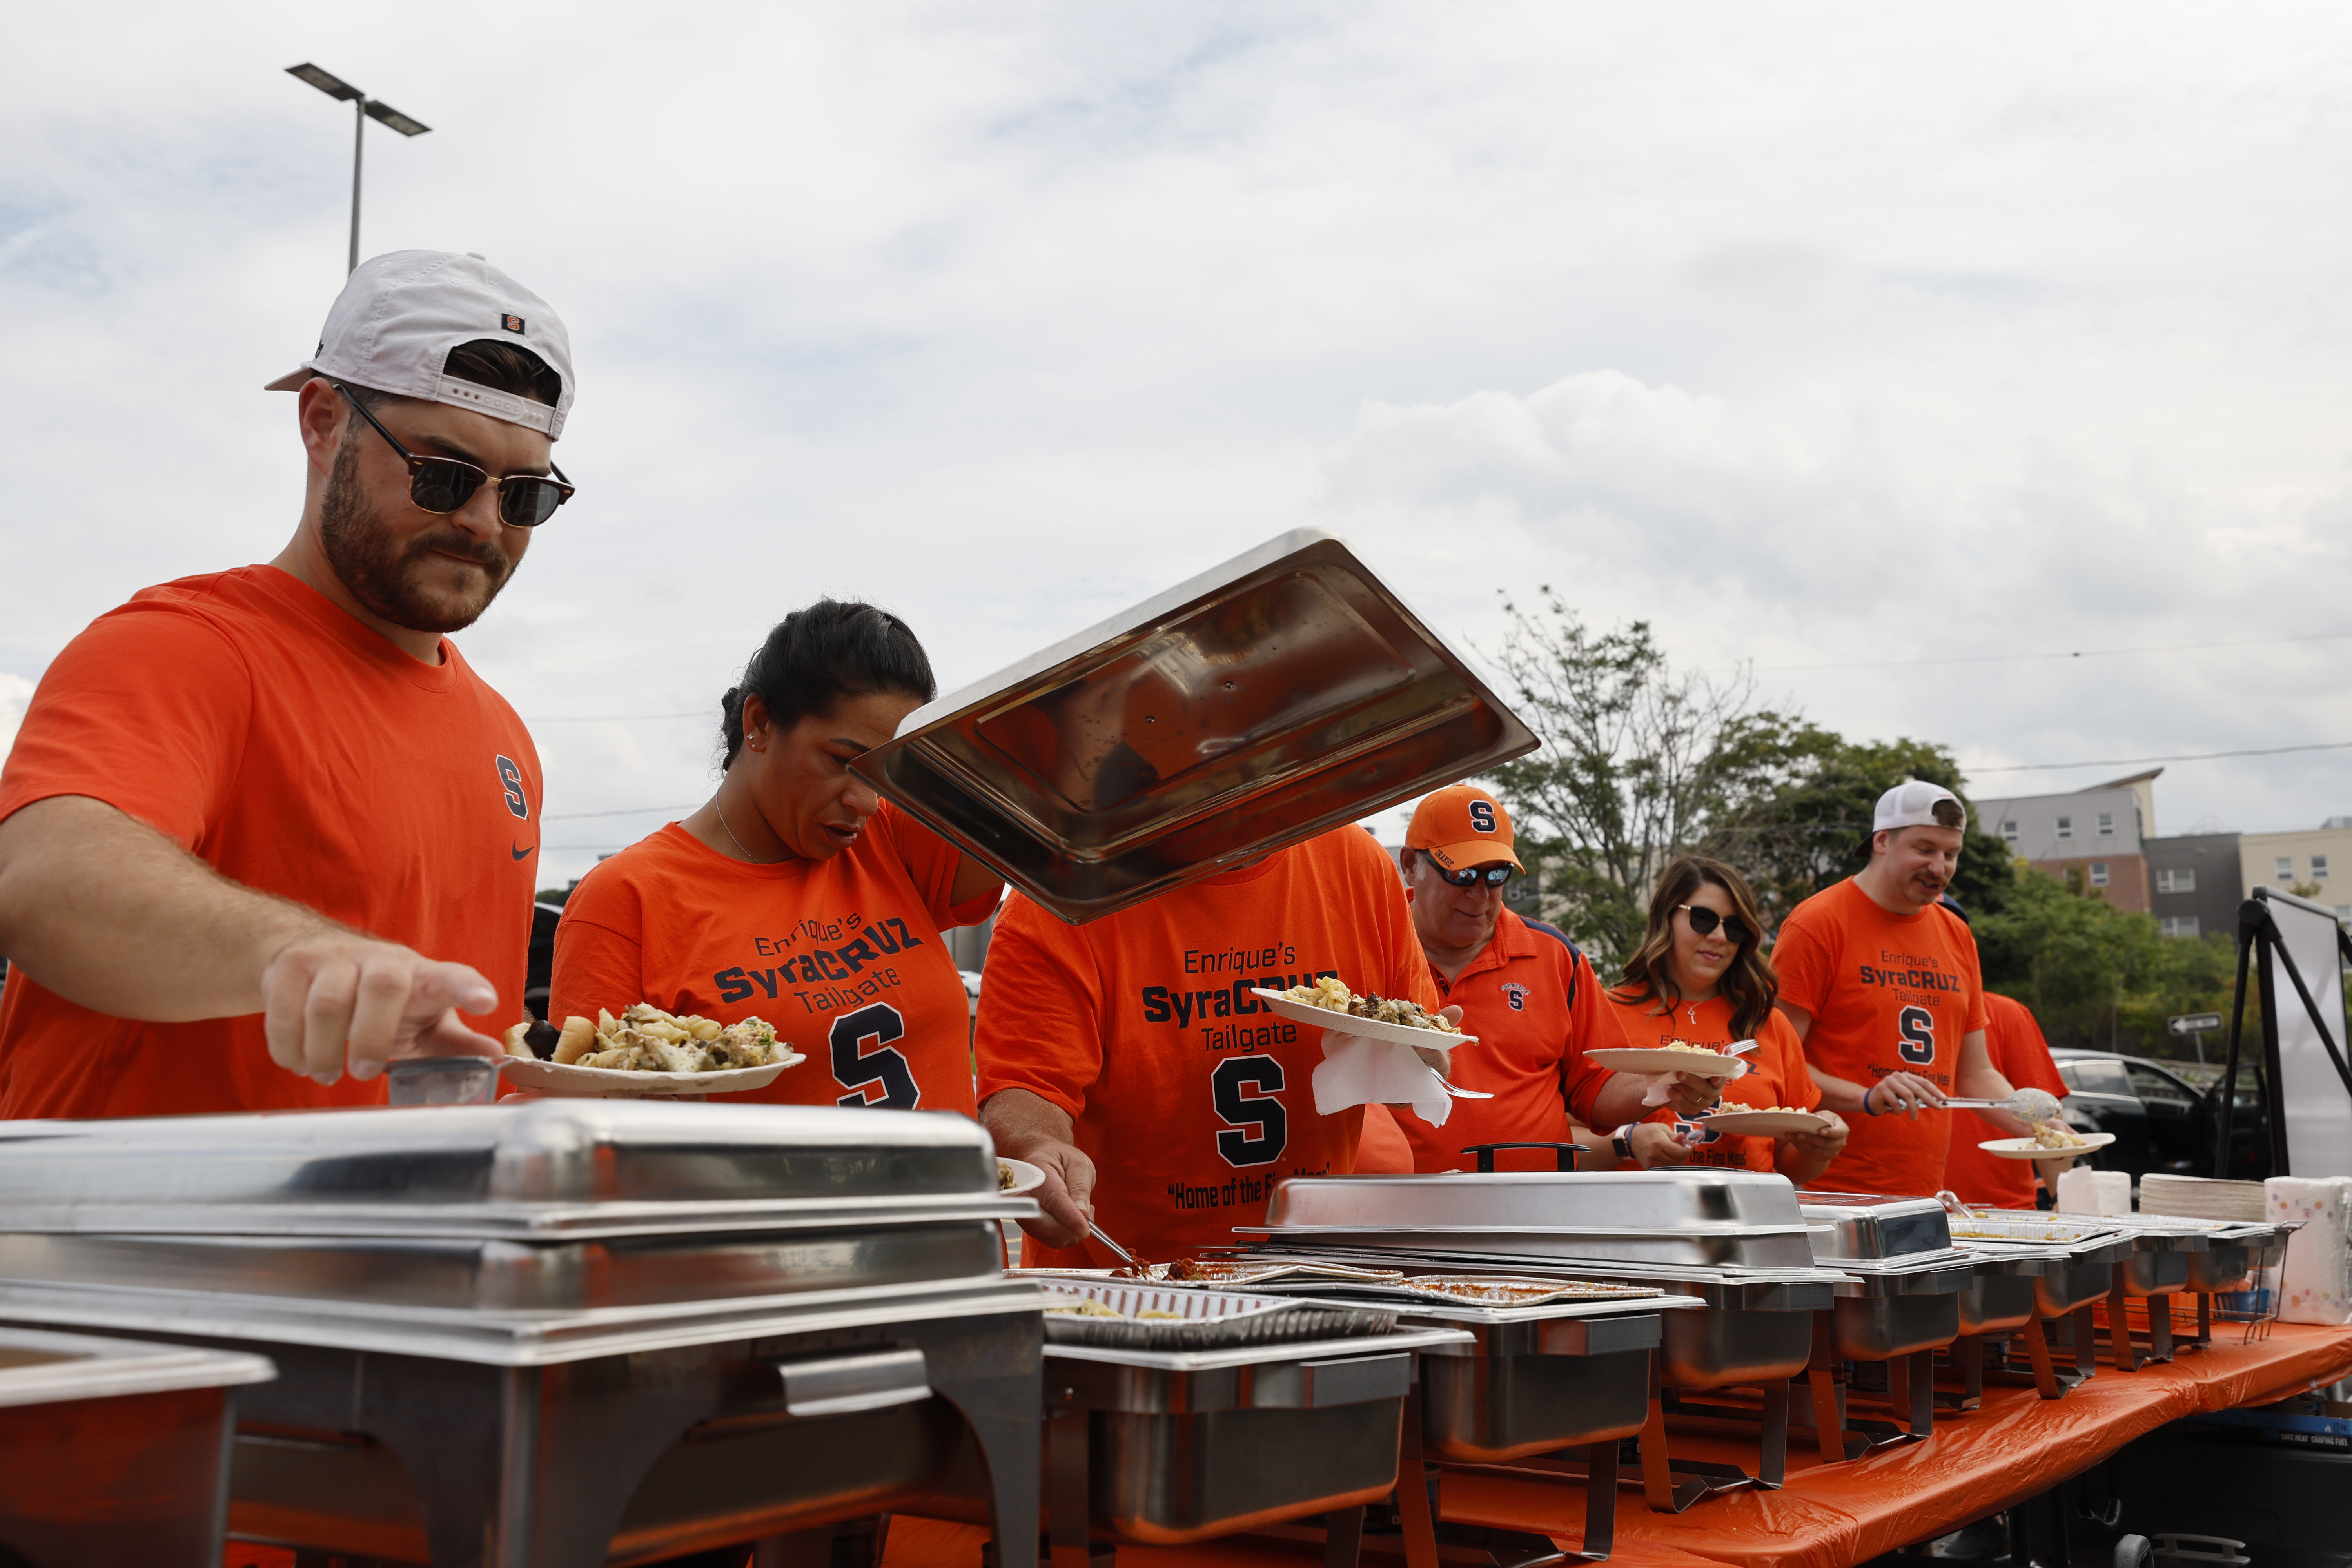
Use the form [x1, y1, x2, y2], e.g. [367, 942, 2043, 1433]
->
[0, 796, 331, 1019]
[982, 1085, 1077, 1153]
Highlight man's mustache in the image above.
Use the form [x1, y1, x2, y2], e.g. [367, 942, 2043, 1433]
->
[409, 531, 508, 570]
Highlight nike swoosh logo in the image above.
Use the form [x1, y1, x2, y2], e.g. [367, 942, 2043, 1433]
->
[512, 844, 535, 860]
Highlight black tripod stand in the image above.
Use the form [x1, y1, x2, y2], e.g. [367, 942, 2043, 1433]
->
[2213, 890, 2352, 1178]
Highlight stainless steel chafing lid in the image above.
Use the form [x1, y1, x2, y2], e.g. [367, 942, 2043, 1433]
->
[1798, 1194, 1953, 1261]
[850, 530, 1537, 924]
[0, 1100, 1017, 1234]
[1257, 1169, 1809, 1231]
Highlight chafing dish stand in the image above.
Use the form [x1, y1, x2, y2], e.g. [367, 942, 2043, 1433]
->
[0, 1325, 272, 1568]
[1794, 1196, 1972, 1463]
[0, 1102, 1048, 1568]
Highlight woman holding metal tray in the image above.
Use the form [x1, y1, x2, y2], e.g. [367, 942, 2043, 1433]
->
[550, 600, 1002, 1113]
[1595, 856, 1849, 1182]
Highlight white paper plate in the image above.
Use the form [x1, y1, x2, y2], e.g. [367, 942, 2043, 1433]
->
[997, 1157, 1047, 1196]
[1976, 1132, 2115, 1160]
[1691, 1108, 1831, 1136]
[498, 1051, 804, 1098]
[1249, 989, 1477, 1051]
[1585, 1047, 1745, 1076]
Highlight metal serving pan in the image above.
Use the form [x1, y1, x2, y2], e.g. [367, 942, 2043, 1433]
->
[0, 1327, 274, 1568]
[1798, 1195, 1954, 1261]
[850, 529, 1537, 924]
[1952, 1244, 2074, 1334]
[0, 1101, 1031, 1240]
[1040, 1284, 1396, 1351]
[1247, 1170, 1819, 1270]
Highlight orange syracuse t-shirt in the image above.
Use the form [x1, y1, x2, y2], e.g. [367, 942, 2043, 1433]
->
[551, 805, 997, 1114]
[0, 566, 541, 1119]
[1941, 991, 2069, 1210]
[1390, 909, 1625, 1173]
[1773, 877, 1988, 1196]
[975, 826, 1439, 1267]
[1605, 989, 1821, 1174]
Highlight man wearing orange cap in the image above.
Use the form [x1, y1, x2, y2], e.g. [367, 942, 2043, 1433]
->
[1378, 784, 1710, 1173]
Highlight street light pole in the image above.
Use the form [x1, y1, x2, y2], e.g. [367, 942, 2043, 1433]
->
[285, 64, 432, 275]
[349, 96, 365, 275]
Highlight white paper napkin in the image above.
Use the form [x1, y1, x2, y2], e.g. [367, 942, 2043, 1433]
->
[2056, 1166, 2131, 1216]
[2267, 1176, 2352, 1326]
[1313, 1033, 1461, 1126]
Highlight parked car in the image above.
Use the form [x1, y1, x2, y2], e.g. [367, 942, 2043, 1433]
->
[2047, 1047, 2270, 1181]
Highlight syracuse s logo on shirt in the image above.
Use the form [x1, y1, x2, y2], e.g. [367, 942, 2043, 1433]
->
[1501, 982, 1530, 1011]
[495, 756, 529, 821]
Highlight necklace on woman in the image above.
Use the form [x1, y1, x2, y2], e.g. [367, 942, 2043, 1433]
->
[713, 799, 777, 865]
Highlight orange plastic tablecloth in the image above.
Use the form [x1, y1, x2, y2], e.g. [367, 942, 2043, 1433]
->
[1439, 1320, 2352, 1568]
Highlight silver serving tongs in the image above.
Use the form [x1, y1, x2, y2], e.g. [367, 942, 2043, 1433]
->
[1942, 1088, 2063, 1123]
[1089, 1222, 1143, 1271]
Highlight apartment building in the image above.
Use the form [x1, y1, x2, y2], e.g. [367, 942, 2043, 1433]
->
[2143, 832, 2243, 941]
[1973, 769, 2159, 914]
[2238, 817, 2352, 923]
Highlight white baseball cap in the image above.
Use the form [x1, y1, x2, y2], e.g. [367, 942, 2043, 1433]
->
[1873, 779, 1966, 833]
[265, 250, 575, 439]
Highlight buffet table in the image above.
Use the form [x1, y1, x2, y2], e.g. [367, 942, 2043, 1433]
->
[879, 1321, 2352, 1568]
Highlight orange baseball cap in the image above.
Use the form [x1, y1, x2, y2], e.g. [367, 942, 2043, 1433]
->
[1405, 784, 1524, 873]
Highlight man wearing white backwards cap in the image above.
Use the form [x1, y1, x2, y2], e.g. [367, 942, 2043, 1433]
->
[0, 252, 577, 1116]
[1770, 780, 2032, 1195]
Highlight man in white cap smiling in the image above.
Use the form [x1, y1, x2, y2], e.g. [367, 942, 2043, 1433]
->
[0, 251, 575, 1116]
[1770, 779, 2032, 1195]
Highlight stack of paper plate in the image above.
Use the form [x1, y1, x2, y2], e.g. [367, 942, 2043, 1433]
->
[2139, 1172, 2268, 1223]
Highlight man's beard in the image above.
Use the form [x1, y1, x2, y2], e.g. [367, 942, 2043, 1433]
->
[319, 432, 515, 634]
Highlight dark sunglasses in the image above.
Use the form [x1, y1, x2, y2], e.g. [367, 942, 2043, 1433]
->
[337, 383, 575, 527]
[1677, 904, 1754, 945]
[1434, 863, 1514, 888]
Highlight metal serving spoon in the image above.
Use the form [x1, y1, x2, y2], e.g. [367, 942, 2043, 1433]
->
[1088, 1222, 1142, 1270]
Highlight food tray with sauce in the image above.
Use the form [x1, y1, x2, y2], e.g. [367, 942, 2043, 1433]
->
[1041, 1283, 1397, 1351]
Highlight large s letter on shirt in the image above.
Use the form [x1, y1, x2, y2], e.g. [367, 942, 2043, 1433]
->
[975, 827, 1438, 1268]
[1773, 877, 1987, 1197]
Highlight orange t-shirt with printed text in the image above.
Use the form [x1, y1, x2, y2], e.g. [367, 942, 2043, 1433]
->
[1605, 989, 1821, 1174]
[975, 827, 1440, 1268]
[551, 806, 997, 1114]
[1940, 991, 2069, 1210]
[1773, 877, 1988, 1197]
[1390, 910, 1626, 1173]
[0, 566, 542, 1119]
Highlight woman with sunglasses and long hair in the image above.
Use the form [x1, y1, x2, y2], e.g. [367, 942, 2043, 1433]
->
[551, 599, 1002, 1115]
[1598, 856, 1849, 1182]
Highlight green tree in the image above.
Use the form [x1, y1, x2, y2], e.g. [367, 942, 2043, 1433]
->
[1485, 591, 2014, 967]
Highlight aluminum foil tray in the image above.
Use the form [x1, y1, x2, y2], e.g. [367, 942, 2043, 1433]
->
[850, 529, 1537, 924]
[0, 1102, 1032, 1238]
[1040, 1284, 1396, 1351]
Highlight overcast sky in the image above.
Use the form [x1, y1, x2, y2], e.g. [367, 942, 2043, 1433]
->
[7, 3, 2352, 886]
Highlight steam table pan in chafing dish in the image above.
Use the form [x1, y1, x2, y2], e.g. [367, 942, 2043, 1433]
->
[1240, 1169, 1819, 1269]
[2081, 1211, 2296, 1295]
[0, 1102, 1054, 1568]
[1944, 1215, 2134, 1318]
[850, 528, 1537, 924]
[1040, 1283, 1398, 1351]
[1796, 1196, 1973, 1360]
[1947, 1209, 2214, 1298]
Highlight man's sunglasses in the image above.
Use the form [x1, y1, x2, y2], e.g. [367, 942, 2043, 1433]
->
[1677, 904, 1754, 946]
[337, 383, 575, 527]
[1434, 864, 1514, 888]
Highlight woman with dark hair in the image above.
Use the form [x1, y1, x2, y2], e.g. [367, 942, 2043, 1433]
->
[1599, 856, 1849, 1182]
[552, 599, 1002, 1114]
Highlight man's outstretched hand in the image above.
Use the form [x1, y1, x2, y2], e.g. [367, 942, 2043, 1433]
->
[261, 935, 503, 1083]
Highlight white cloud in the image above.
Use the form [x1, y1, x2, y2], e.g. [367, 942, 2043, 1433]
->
[8, 2, 2352, 881]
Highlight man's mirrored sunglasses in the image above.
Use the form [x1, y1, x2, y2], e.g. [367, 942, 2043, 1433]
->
[338, 383, 574, 527]
[1434, 863, 1514, 888]
[1677, 904, 1755, 946]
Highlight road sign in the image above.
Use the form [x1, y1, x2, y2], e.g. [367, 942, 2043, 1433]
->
[2169, 1012, 2224, 1036]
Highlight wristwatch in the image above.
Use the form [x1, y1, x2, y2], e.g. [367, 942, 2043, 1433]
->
[1611, 1126, 1636, 1164]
